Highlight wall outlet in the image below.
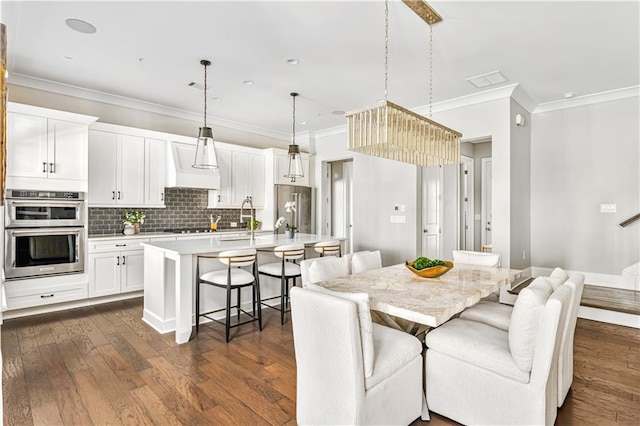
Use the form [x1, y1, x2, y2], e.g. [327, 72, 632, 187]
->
[600, 204, 617, 213]
[390, 215, 406, 224]
[230, 222, 238, 228]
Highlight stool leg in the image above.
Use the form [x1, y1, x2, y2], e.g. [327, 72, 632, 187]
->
[237, 287, 241, 320]
[225, 285, 232, 343]
[195, 279, 200, 334]
[255, 273, 263, 331]
[280, 275, 286, 325]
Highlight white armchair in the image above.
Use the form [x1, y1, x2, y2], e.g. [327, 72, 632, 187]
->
[351, 250, 382, 274]
[425, 281, 572, 425]
[290, 287, 423, 425]
[300, 256, 350, 288]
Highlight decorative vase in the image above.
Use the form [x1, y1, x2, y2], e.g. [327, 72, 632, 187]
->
[285, 229, 295, 238]
[123, 223, 135, 235]
[134, 223, 140, 234]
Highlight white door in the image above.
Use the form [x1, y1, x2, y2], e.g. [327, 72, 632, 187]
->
[6, 112, 48, 178]
[117, 134, 145, 205]
[343, 161, 354, 254]
[145, 138, 165, 206]
[460, 156, 474, 250]
[88, 130, 118, 205]
[481, 158, 493, 247]
[422, 166, 443, 259]
[49, 119, 87, 180]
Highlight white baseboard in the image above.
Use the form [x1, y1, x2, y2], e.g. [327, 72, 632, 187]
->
[578, 306, 640, 329]
[2, 291, 143, 320]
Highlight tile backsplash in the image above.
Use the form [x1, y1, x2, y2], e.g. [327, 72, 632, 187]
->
[88, 188, 249, 234]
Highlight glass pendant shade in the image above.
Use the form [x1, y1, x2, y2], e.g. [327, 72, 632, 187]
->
[284, 92, 304, 182]
[192, 59, 219, 169]
[193, 126, 218, 169]
[286, 143, 304, 181]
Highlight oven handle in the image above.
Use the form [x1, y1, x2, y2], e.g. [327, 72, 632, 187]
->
[8, 200, 84, 209]
[7, 227, 85, 236]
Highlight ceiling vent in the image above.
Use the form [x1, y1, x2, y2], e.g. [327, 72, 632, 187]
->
[466, 70, 507, 88]
[187, 82, 208, 90]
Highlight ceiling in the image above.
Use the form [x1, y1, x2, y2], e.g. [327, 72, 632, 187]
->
[2, 1, 639, 140]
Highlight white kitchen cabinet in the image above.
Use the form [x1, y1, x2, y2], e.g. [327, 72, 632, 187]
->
[88, 130, 145, 206]
[274, 150, 310, 187]
[88, 238, 149, 297]
[209, 148, 265, 208]
[145, 138, 166, 206]
[7, 112, 91, 182]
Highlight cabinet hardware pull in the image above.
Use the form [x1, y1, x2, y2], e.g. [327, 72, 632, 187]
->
[42, 162, 47, 173]
[112, 191, 116, 200]
[117, 191, 121, 200]
[40, 294, 55, 298]
[218, 195, 221, 202]
[117, 256, 120, 266]
[161, 193, 164, 201]
[122, 256, 126, 265]
[49, 162, 55, 173]
[115, 244, 126, 247]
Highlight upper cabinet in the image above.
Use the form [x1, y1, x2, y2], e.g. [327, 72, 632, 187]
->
[6, 103, 98, 191]
[209, 145, 265, 209]
[88, 130, 145, 206]
[88, 123, 166, 208]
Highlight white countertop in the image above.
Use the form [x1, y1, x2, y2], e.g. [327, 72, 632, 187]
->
[140, 233, 344, 256]
[88, 229, 272, 241]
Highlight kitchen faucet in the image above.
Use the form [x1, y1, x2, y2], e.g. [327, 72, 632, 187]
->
[240, 196, 255, 242]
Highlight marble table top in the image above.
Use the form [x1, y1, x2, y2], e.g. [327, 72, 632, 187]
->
[319, 263, 523, 328]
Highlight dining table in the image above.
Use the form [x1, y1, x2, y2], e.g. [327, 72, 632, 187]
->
[318, 262, 523, 335]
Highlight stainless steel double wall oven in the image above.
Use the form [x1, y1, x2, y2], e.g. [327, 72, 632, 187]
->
[4, 190, 85, 280]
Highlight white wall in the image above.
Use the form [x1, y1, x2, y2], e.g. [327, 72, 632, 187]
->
[509, 99, 532, 270]
[531, 96, 640, 274]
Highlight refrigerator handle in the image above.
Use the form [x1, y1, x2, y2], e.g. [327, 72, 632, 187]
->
[292, 192, 300, 232]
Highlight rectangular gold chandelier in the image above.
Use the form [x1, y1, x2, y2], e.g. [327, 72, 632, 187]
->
[346, 100, 462, 167]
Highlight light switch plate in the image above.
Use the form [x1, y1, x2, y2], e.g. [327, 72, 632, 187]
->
[600, 204, 617, 213]
[390, 215, 406, 224]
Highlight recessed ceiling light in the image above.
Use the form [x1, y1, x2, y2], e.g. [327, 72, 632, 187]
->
[332, 110, 345, 116]
[286, 59, 299, 65]
[564, 92, 575, 99]
[376, 98, 385, 103]
[211, 97, 221, 102]
[299, 121, 307, 125]
[65, 18, 97, 34]
[63, 56, 75, 62]
[242, 80, 255, 86]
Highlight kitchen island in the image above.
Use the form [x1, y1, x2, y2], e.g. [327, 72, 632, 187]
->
[141, 233, 344, 344]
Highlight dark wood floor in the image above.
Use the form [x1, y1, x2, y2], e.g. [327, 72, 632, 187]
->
[2, 298, 639, 425]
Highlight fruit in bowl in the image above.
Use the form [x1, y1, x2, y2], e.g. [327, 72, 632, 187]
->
[405, 256, 453, 278]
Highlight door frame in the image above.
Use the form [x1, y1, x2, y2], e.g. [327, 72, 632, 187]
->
[460, 155, 474, 250]
[481, 157, 492, 247]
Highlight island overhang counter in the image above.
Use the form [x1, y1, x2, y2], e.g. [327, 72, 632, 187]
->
[141, 233, 344, 344]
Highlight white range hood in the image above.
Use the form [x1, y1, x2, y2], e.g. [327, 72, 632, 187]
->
[166, 141, 220, 189]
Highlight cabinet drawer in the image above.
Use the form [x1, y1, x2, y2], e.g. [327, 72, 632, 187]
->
[5, 282, 87, 310]
[88, 238, 150, 253]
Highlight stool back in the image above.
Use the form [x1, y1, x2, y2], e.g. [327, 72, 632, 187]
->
[314, 240, 341, 257]
[273, 244, 305, 261]
[217, 249, 257, 267]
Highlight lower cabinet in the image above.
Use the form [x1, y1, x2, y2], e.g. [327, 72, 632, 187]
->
[89, 250, 144, 297]
[88, 237, 149, 298]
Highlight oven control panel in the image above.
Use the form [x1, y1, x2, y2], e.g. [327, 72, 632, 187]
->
[6, 190, 84, 200]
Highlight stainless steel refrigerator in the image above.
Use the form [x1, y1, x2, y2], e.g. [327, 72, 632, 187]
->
[275, 184, 312, 233]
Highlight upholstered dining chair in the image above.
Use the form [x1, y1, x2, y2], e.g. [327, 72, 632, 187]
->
[195, 249, 261, 342]
[300, 255, 349, 288]
[425, 280, 572, 425]
[460, 269, 585, 407]
[290, 286, 423, 425]
[351, 250, 382, 274]
[257, 243, 305, 325]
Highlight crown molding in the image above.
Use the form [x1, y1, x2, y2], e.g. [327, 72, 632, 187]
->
[413, 83, 519, 116]
[8, 72, 291, 141]
[533, 86, 640, 114]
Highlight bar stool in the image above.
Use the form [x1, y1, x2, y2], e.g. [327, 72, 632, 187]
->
[195, 249, 262, 342]
[312, 240, 342, 257]
[258, 244, 305, 325]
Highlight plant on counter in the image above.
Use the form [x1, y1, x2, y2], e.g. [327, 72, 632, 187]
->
[122, 210, 147, 226]
[246, 219, 261, 231]
[275, 216, 296, 231]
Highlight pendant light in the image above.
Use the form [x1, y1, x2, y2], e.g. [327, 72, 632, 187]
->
[284, 92, 304, 182]
[193, 59, 218, 169]
[346, 0, 461, 167]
